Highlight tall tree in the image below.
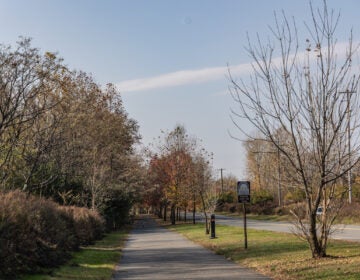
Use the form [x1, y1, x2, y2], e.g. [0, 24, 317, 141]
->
[147, 125, 216, 228]
[0, 39, 143, 228]
[229, 1, 360, 258]
[160, 125, 194, 224]
[192, 152, 214, 233]
[0, 38, 65, 186]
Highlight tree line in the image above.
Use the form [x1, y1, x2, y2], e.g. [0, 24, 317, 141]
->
[0, 38, 144, 229]
[2, 0, 356, 263]
[144, 125, 222, 233]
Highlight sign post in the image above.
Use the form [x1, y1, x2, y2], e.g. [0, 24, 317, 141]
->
[237, 181, 250, 249]
[243, 202, 247, 249]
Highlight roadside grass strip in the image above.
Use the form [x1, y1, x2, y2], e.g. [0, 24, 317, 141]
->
[21, 228, 130, 280]
[168, 223, 360, 280]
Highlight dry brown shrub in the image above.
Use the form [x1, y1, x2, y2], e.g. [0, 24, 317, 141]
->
[60, 206, 104, 245]
[0, 190, 104, 278]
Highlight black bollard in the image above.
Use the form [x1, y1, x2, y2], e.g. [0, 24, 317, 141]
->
[210, 214, 216, 239]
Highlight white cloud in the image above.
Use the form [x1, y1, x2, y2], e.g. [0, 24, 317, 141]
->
[116, 41, 354, 93]
[116, 63, 253, 93]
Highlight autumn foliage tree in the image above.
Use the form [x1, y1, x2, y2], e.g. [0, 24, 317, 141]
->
[146, 125, 215, 226]
[146, 155, 172, 220]
[0, 38, 143, 229]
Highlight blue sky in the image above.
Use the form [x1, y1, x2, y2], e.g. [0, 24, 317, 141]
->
[1, 0, 359, 179]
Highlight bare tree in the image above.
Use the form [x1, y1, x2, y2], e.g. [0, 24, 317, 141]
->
[229, 1, 360, 258]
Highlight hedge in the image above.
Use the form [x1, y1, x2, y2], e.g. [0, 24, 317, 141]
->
[0, 190, 105, 278]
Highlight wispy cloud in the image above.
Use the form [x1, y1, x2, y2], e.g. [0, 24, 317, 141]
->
[117, 41, 354, 93]
[116, 63, 253, 93]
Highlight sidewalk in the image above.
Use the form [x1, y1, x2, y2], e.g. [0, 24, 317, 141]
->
[112, 216, 271, 280]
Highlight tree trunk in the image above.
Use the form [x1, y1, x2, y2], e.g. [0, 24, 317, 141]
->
[184, 207, 187, 222]
[309, 212, 327, 258]
[199, 191, 209, 234]
[204, 214, 209, 234]
[158, 205, 163, 218]
[91, 189, 96, 210]
[193, 197, 196, 224]
[171, 205, 176, 225]
[164, 206, 167, 221]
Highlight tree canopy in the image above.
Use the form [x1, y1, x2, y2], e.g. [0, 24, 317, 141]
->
[0, 38, 144, 229]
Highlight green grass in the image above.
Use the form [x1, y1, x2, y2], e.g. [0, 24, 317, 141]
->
[167, 222, 360, 280]
[21, 228, 130, 280]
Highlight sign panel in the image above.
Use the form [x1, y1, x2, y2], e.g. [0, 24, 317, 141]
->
[237, 181, 250, 203]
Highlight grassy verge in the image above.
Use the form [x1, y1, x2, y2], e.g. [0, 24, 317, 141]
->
[167, 222, 360, 280]
[21, 227, 130, 280]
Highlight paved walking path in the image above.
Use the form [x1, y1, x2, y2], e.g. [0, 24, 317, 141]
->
[112, 216, 271, 280]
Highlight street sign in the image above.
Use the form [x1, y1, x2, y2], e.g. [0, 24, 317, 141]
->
[237, 181, 250, 203]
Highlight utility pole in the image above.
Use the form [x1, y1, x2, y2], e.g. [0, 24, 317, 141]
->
[347, 89, 352, 204]
[341, 89, 354, 204]
[217, 168, 225, 194]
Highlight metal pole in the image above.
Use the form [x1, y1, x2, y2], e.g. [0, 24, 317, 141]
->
[243, 202, 248, 249]
[220, 168, 224, 194]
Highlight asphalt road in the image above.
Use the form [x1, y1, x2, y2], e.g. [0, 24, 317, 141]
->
[112, 216, 270, 280]
[187, 213, 360, 242]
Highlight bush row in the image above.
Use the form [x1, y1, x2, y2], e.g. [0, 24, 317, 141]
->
[0, 190, 105, 278]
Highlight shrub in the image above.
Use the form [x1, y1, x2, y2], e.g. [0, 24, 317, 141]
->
[0, 190, 105, 278]
[222, 203, 239, 213]
[250, 189, 274, 205]
[284, 188, 306, 204]
[248, 201, 277, 215]
[62, 206, 105, 245]
[0, 191, 38, 276]
[99, 187, 134, 230]
[337, 201, 360, 223]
